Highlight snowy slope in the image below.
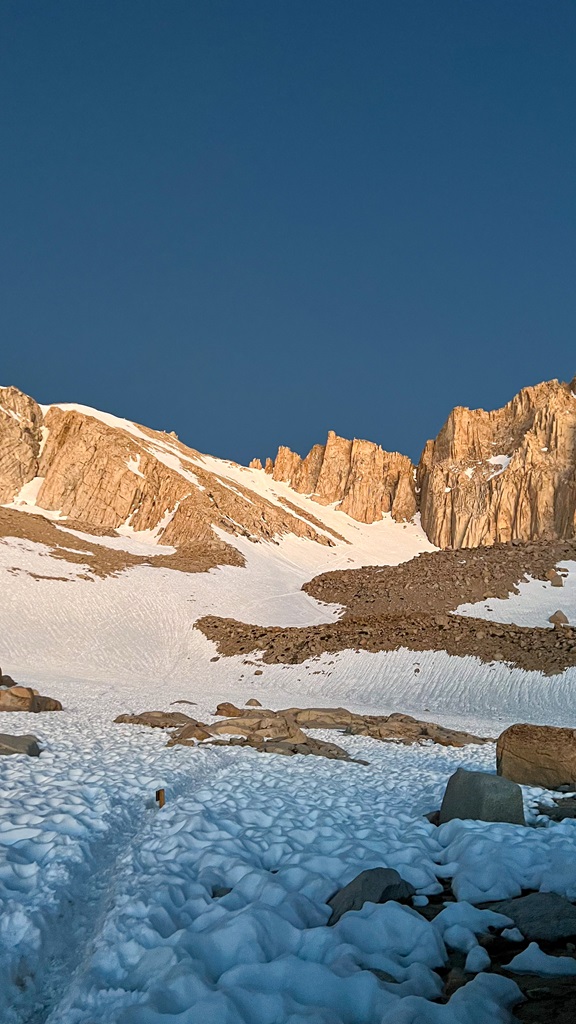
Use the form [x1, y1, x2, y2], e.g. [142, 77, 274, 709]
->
[2, 401, 576, 1024]
[455, 562, 576, 628]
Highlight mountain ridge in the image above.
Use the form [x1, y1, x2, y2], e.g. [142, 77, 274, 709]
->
[1, 373, 575, 555]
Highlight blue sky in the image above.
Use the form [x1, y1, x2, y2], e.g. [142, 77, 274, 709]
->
[1, 1, 575, 463]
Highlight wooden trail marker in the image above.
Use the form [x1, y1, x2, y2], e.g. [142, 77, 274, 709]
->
[155, 788, 166, 808]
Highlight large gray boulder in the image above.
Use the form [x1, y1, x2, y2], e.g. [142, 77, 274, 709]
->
[439, 768, 525, 825]
[490, 892, 576, 942]
[0, 733, 41, 757]
[327, 867, 416, 925]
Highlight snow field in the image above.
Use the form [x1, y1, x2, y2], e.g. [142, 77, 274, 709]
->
[455, 561, 576, 628]
[33, 737, 531, 1024]
[2, 438, 576, 1023]
[0, 695, 573, 1024]
[3, 534, 576, 733]
[0, 702, 221, 1024]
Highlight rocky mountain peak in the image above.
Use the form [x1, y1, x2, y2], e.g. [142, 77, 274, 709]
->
[258, 431, 417, 525]
[417, 377, 576, 547]
[0, 387, 342, 572]
[2, 375, 575, 556]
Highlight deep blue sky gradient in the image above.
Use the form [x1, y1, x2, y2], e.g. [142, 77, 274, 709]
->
[1, 1, 575, 463]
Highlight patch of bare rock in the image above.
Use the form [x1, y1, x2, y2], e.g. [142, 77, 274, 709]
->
[304, 538, 576, 620]
[197, 608, 576, 675]
[114, 702, 488, 762]
[0, 668, 61, 712]
[0, 506, 243, 578]
[197, 538, 576, 674]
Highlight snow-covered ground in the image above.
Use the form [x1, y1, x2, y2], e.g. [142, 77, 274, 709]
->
[3, 689, 575, 1024]
[456, 561, 576, 628]
[2, 462, 576, 1021]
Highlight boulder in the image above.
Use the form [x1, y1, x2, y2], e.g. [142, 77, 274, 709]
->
[327, 868, 416, 925]
[0, 686, 62, 712]
[167, 721, 213, 745]
[549, 610, 569, 625]
[439, 768, 525, 825]
[497, 723, 576, 789]
[214, 702, 245, 718]
[245, 697, 262, 707]
[0, 733, 41, 756]
[489, 893, 576, 942]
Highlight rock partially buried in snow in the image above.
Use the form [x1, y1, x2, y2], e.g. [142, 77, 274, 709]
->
[115, 706, 364, 763]
[115, 700, 490, 765]
[504, 942, 576, 976]
[497, 722, 576, 789]
[167, 721, 214, 744]
[0, 733, 41, 756]
[213, 703, 490, 748]
[0, 686, 62, 712]
[327, 868, 416, 925]
[439, 768, 526, 825]
[489, 892, 576, 942]
[114, 711, 198, 729]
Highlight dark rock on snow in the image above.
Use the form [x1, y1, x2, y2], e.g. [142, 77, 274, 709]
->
[327, 867, 416, 925]
[439, 768, 525, 826]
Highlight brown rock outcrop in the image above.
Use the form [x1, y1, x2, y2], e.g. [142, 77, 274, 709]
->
[115, 702, 487, 761]
[497, 723, 576, 789]
[0, 387, 44, 503]
[197, 608, 576, 676]
[418, 377, 576, 548]
[211, 703, 488, 748]
[253, 375, 576, 546]
[0, 387, 341, 571]
[259, 430, 417, 524]
[0, 686, 62, 712]
[4, 375, 576, 555]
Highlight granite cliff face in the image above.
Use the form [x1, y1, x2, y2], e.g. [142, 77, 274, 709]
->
[253, 377, 576, 547]
[0, 387, 339, 568]
[2, 376, 576, 555]
[261, 431, 418, 525]
[0, 387, 45, 504]
[417, 378, 576, 547]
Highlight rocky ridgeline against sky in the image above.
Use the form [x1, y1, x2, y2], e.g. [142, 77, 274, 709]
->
[1, 374, 575, 553]
[254, 375, 576, 547]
